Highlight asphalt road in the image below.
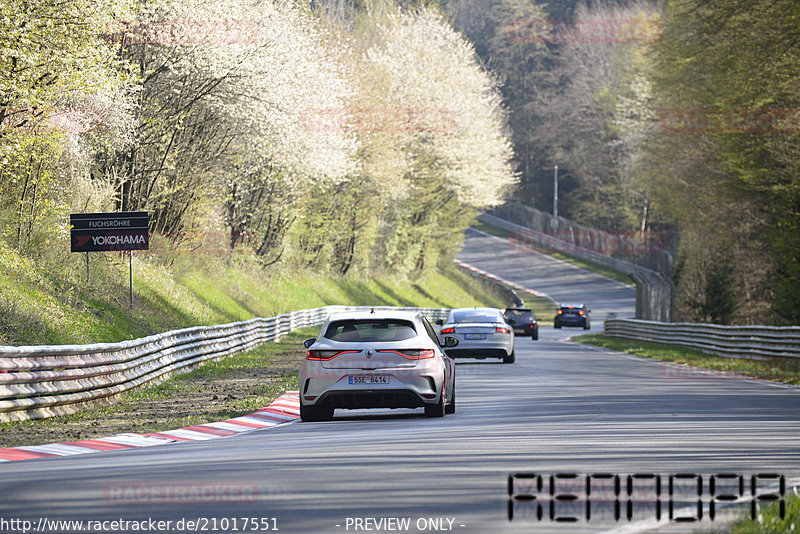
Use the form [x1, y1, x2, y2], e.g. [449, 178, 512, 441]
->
[460, 227, 637, 330]
[1, 231, 798, 534]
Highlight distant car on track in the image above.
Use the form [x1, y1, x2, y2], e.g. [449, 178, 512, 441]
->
[554, 303, 591, 330]
[436, 307, 515, 363]
[299, 310, 456, 421]
[503, 307, 539, 340]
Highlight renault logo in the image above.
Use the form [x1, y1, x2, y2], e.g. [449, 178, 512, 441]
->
[366, 349, 373, 359]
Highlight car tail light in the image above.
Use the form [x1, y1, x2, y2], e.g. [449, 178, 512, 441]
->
[530, 324, 535, 328]
[496, 327, 510, 334]
[579, 310, 585, 316]
[306, 350, 360, 361]
[377, 349, 435, 360]
[557, 310, 563, 315]
[441, 327, 455, 334]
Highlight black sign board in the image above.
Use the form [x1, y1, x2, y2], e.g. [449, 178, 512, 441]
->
[70, 212, 150, 252]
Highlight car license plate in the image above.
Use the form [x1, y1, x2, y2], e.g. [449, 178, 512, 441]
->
[464, 333, 486, 340]
[349, 375, 390, 385]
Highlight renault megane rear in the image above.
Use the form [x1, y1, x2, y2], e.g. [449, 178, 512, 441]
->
[299, 310, 456, 421]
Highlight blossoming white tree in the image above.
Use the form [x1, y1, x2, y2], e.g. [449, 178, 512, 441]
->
[364, 8, 517, 207]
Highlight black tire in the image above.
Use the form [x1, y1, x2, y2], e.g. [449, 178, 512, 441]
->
[554, 323, 561, 329]
[503, 349, 516, 364]
[425, 381, 446, 418]
[583, 323, 590, 330]
[300, 403, 333, 422]
[445, 378, 455, 414]
[532, 330, 539, 341]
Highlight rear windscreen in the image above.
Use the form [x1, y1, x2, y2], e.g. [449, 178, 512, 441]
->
[450, 310, 500, 323]
[505, 310, 533, 321]
[323, 319, 418, 342]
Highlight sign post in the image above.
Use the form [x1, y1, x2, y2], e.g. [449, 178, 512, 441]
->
[70, 211, 150, 308]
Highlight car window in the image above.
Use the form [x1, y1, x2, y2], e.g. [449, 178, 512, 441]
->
[505, 309, 534, 322]
[323, 319, 417, 342]
[451, 310, 501, 323]
[421, 317, 440, 344]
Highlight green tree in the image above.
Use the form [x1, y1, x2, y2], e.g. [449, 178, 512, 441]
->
[645, 0, 800, 323]
[0, 0, 135, 248]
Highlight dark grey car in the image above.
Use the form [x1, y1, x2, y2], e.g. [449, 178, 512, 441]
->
[554, 303, 591, 329]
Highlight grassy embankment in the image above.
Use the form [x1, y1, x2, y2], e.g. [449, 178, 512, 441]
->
[0, 238, 508, 446]
[0, 238, 505, 346]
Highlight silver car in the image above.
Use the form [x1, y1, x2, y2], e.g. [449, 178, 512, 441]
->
[436, 307, 515, 363]
[299, 310, 457, 421]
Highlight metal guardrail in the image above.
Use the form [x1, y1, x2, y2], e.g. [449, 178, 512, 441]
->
[480, 210, 674, 322]
[0, 305, 450, 423]
[605, 318, 800, 360]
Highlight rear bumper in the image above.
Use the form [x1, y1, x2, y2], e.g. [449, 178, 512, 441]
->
[445, 348, 510, 359]
[555, 317, 587, 327]
[513, 326, 537, 336]
[300, 367, 444, 408]
[310, 389, 429, 410]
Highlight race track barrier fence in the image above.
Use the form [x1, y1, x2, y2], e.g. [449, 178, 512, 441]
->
[604, 318, 800, 360]
[0, 306, 451, 423]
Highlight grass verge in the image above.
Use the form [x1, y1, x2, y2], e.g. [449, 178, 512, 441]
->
[725, 490, 800, 533]
[695, 490, 800, 534]
[547, 251, 634, 285]
[518, 290, 559, 326]
[575, 334, 800, 385]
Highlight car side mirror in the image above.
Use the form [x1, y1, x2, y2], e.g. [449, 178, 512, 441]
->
[435, 319, 444, 326]
[443, 336, 459, 348]
[303, 338, 316, 349]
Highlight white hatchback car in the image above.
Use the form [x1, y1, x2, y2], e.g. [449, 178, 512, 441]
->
[299, 310, 457, 421]
[436, 307, 515, 363]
